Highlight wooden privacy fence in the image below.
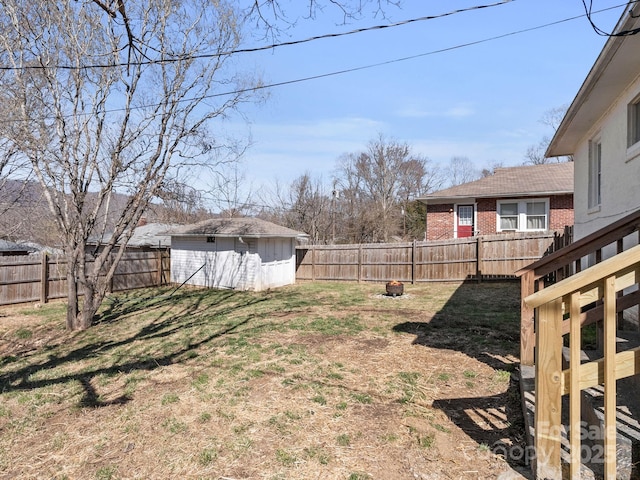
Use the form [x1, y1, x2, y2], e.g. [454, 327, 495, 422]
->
[0, 250, 170, 306]
[296, 231, 563, 283]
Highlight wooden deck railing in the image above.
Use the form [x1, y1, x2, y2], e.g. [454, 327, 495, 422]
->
[523, 243, 640, 478]
[518, 209, 640, 366]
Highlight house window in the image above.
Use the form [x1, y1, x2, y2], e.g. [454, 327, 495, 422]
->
[458, 205, 473, 226]
[206, 236, 215, 243]
[628, 96, 640, 147]
[526, 201, 547, 229]
[588, 139, 601, 209]
[497, 199, 549, 232]
[499, 203, 519, 230]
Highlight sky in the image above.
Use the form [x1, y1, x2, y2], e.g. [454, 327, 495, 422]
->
[211, 0, 627, 202]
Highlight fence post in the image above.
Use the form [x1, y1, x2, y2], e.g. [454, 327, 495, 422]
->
[311, 247, 316, 282]
[157, 250, 163, 286]
[358, 244, 362, 283]
[411, 240, 416, 285]
[40, 252, 49, 304]
[476, 236, 483, 281]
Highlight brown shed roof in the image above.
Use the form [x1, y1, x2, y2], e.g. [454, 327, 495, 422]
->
[169, 217, 308, 239]
[419, 162, 573, 204]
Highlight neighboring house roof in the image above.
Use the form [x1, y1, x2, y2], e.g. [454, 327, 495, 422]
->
[127, 223, 181, 248]
[170, 217, 308, 239]
[547, 4, 640, 156]
[88, 222, 181, 248]
[0, 239, 34, 253]
[19, 242, 62, 255]
[419, 162, 574, 204]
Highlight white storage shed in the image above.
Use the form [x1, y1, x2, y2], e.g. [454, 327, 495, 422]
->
[169, 217, 308, 291]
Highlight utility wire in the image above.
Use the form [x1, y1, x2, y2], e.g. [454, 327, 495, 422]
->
[582, 0, 640, 36]
[0, 1, 514, 71]
[2, 2, 630, 122]
[168, 2, 635, 105]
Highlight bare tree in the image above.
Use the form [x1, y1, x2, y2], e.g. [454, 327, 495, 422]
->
[153, 180, 209, 225]
[246, 0, 399, 33]
[335, 135, 436, 243]
[256, 174, 330, 243]
[540, 105, 567, 131]
[524, 137, 553, 165]
[523, 105, 572, 164]
[285, 173, 331, 244]
[444, 156, 481, 187]
[0, 0, 401, 330]
[0, 135, 32, 232]
[0, 1, 257, 330]
[209, 163, 256, 218]
[480, 161, 504, 178]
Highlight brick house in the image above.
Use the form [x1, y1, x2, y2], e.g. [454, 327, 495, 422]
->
[418, 162, 574, 240]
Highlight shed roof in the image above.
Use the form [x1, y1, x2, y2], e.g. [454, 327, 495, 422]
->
[419, 162, 574, 204]
[170, 217, 308, 239]
[88, 222, 181, 248]
[127, 223, 180, 248]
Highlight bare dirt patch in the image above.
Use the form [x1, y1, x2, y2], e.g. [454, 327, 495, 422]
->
[0, 282, 530, 479]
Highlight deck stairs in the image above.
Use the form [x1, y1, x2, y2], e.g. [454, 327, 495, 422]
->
[521, 331, 640, 479]
[518, 209, 640, 478]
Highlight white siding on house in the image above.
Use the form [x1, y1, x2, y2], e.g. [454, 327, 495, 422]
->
[573, 74, 640, 241]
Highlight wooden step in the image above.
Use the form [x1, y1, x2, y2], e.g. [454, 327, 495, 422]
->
[578, 382, 640, 480]
[519, 363, 640, 479]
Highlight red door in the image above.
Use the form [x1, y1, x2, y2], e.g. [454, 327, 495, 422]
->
[457, 205, 474, 238]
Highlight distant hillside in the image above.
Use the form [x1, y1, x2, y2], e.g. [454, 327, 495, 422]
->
[0, 179, 210, 248]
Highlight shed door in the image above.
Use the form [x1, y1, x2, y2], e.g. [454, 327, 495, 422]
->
[457, 205, 474, 238]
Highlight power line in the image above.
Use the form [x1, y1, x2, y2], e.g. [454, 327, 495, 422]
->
[2, 2, 630, 121]
[0, 1, 515, 72]
[178, 2, 634, 104]
[582, 0, 640, 36]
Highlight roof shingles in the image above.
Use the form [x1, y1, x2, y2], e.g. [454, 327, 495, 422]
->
[170, 217, 307, 238]
[421, 162, 573, 202]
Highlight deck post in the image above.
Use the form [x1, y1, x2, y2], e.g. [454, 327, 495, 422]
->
[520, 269, 536, 366]
[604, 276, 617, 478]
[534, 297, 563, 479]
[569, 292, 582, 479]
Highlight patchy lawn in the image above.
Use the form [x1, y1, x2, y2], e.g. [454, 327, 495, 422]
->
[0, 281, 530, 480]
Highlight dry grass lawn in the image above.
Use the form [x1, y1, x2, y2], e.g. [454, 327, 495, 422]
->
[0, 281, 530, 480]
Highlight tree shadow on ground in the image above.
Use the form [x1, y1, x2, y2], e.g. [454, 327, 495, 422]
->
[393, 279, 532, 477]
[0, 286, 273, 408]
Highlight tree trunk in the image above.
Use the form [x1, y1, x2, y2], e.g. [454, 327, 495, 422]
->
[66, 266, 80, 330]
[80, 281, 99, 330]
[66, 249, 98, 331]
